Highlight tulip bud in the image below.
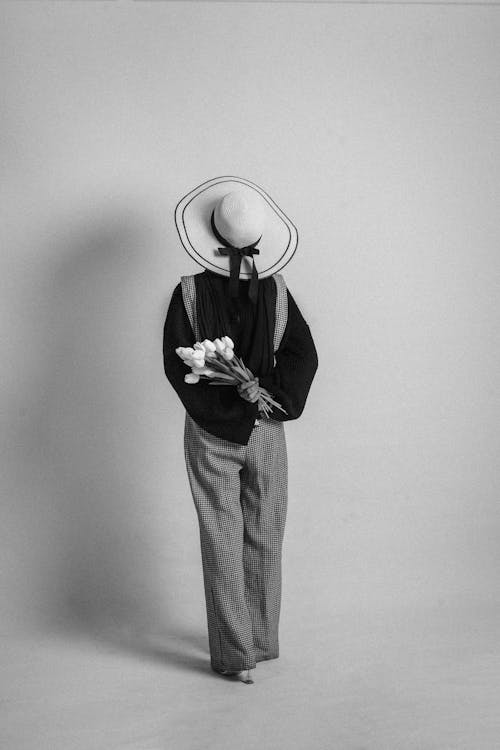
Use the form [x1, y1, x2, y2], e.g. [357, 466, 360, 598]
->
[176, 346, 195, 361]
[201, 339, 217, 353]
[214, 338, 225, 354]
[222, 348, 234, 361]
[184, 373, 200, 384]
[222, 336, 234, 350]
[193, 367, 215, 377]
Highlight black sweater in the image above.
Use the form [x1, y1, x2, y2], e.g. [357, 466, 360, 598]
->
[163, 274, 318, 445]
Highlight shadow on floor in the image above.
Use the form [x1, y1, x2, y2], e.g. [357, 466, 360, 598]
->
[87, 622, 211, 675]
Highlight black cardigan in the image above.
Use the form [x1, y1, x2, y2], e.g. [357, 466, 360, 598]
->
[163, 274, 318, 445]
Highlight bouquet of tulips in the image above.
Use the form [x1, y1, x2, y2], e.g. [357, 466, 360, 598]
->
[176, 336, 286, 419]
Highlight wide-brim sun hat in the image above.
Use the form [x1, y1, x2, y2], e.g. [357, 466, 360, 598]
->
[174, 176, 298, 280]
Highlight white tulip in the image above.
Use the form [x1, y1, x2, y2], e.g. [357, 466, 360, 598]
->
[222, 336, 234, 350]
[184, 373, 200, 384]
[176, 346, 195, 360]
[201, 339, 217, 353]
[222, 348, 234, 361]
[214, 338, 225, 354]
[192, 365, 216, 376]
[193, 342, 205, 351]
[191, 366, 216, 377]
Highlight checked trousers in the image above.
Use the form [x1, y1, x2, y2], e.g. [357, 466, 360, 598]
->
[184, 412, 288, 672]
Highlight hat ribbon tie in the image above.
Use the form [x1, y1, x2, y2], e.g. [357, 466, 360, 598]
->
[211, 210, 261, 304]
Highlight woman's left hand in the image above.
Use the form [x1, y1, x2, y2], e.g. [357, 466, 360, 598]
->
[237, 378, 260, 403]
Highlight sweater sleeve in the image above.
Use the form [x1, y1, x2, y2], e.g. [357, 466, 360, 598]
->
[258, 289, 318, 421]
[163, 283, 259, 432]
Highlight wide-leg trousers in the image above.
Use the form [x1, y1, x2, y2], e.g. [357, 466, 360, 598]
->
[184, 413, 288, 672]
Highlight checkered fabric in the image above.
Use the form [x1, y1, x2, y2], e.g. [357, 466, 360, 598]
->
[181, 273, 289, 671]
[180, 275, 201, 341]
[272, 273, 288, 353]
[184, 415, 288, 671]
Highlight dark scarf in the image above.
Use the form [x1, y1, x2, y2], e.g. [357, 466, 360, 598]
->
[194, 270, 276, 377]
[210, 211, 260, 304]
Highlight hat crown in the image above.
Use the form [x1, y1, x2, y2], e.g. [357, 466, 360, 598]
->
[175, 176, 298, 279]
[213, 191, 264, 248]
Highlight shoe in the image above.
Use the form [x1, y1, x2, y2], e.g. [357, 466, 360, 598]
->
[212, 666, 254, 684]
[238, 669, 254, 684]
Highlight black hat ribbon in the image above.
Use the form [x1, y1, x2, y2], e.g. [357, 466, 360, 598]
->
[211, 210, 261, 304]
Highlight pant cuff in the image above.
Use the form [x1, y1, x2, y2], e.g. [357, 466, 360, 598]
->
[211, 661, 256, 673]
[255, 652, 279, 663]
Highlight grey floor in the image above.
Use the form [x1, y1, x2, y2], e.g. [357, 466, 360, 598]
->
[2, 600, 499, 750]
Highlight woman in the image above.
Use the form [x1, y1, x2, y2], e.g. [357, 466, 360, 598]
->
[163, 177, 318, 684]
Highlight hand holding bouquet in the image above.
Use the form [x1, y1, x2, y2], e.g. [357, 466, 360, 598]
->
[176, 336, 286, 419]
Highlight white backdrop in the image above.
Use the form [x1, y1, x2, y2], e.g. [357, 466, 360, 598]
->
[1, 1, 499, 640]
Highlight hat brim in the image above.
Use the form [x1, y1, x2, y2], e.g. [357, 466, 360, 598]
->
[174, 176, 298, 279]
